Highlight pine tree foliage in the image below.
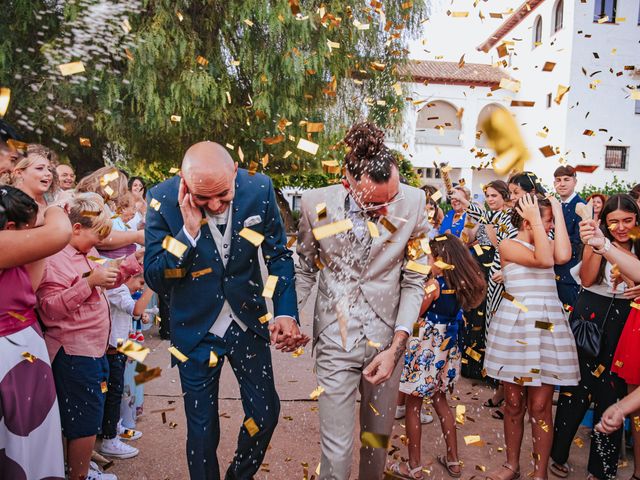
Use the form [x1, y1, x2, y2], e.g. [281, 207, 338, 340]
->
[1, 0, 428, 179]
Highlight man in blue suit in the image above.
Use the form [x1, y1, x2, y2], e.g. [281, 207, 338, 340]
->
[144, 141, 308, 480]
[553, 165, 585, 307]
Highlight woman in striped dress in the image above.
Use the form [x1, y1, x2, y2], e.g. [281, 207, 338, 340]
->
[483, 194, 579, 480]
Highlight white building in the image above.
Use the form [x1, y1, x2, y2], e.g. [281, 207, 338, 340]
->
[394, 0, 640, 195]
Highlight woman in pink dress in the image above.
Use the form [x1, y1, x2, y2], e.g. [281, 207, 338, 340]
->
[0, 185, 71, 479]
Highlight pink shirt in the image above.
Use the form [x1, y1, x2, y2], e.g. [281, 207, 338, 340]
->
[0, 266, 38, 337]
[37, 244, 142, 361]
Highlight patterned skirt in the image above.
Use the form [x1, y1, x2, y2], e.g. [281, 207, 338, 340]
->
[0, 324, 65, 479]
[400, 322, 460, 397]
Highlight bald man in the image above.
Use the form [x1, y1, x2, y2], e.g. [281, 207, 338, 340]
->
[56, 164, 76, 190]
[144, 142, 307, 480]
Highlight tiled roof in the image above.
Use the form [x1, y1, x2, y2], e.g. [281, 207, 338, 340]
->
[477, 0, 546, 52]
[398, 60, 511, 87]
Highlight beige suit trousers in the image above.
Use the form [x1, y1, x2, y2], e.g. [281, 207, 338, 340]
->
[315, 332, 403, 480]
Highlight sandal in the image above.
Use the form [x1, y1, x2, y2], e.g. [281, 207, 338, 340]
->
[484, 463, 520, 480]
[387, 460, 425, 479]
[549, 462, 569, 478]
[483, 398, 504, 408]
[438, 454, 462, 478]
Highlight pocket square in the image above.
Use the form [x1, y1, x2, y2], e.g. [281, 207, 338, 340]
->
[244, 215, 262, 227]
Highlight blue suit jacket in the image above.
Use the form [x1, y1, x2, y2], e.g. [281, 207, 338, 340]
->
[554, 194, 586, 285]
[144, 169, 298, 356]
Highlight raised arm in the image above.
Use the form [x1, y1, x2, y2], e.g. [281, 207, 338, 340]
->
[97, 229, 144, 250]
[548, 196, 572, 265]
[0, 206, 71, 269]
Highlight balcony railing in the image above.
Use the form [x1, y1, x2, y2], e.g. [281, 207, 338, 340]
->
[415, 128, 463, 146]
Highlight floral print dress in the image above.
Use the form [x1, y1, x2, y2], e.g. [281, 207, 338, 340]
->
[400, 276, 462, 397]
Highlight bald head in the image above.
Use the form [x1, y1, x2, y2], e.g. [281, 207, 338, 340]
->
[181, 142, 238, 215]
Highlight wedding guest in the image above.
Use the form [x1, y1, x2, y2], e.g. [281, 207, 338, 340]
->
[37, 192, 143, 480]
[128, 176, 147, 231]
[553, 166, 585, 307]
[0, 185, 71, 480]
[551, 194, 640, 480]
[439, 185, 469, 237]
[585, 193, 606, 220]
[10, 152, 54, 222]
[630, 184, 640, 208]
[0, 137, 20, 178]
[57, 163, 76, 191]
[484, 194, 578, 480]
[391, 234, 486, 479]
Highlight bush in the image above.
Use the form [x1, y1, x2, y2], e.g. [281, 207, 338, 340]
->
[579, 176, 636, 199]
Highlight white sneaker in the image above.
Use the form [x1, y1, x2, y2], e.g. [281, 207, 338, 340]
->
[395, 405, 406, 419]
[117, 421, 142, 441]
[421, 411, 434, 424]
[99, 437, 139, 459]
[88, 461, 118, 480]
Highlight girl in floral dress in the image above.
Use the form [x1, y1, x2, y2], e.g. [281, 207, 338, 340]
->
[390, 233, 486, 479]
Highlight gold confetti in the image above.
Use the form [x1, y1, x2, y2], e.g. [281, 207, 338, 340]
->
[633, 416, 640, 432]
[367, 340, 382, 349]
[168, 346, 188, 363]
[310, 386, 325, 400]
[0, 87, 10, 117]
[456, 405, 466, 424]
[258, 313, 272, 324]
[262, 275, 278, 298]
[239, 228, 264, 247]
[592, 364, 605, 378]
[360, 432, 389, 449]
[514, 376, 533, 385]
[306, 122, 324, 133]
[406, 260, 431, 275]
[434, 259, 455, 270]
[573, 437, 584, 448]
[631, 302, 640, 310]
[103, 185, 115, 198]
[367, 221, 380, 238]
[380, 217, 397, 234]
[22, 352, 37, 363]
[291, 347, 304, 358]
[286, 236, 297, 248]
[476, 465, 487, 472]
[162, 235, 188, 258]
[631, 91, 640, 100]
[209, 351, 219, 367]
[448, 11, 470, 17]
[510, 100, 536, 107]
[369, 402, 381, 416]
[501, 292, 528, 312]
[196, 55, 209, 66]
[538, 419, 550, 432]
[473, 244, 484, 256]
[191, 268, 213, 278]
[312, 219, 353, 240]
[244, 418, 260, 437]
[149, 198, 161, 211]
[555, 85, 570, 104]
[170, 115, 181, 123]
[499, 78, 521, 93]
[243, 18, 254, 27]
[134, 367, 161, 385]
[535, 321, 554, 331]
[164, 268, 186, 279]
[101, 381, 108, 393]
[169, 167, 180, 174]
[315, 203, 327, 220]
[465, 347, 482, 362]
[7, 311, 29, 322]
[79, 137, 91, 147]
[464, 435, 484, 446]
[430, 190, 442, 202]
[296, 138, 319, 155]
[58, 61, 85, 76]
[542, 61, 556, 72]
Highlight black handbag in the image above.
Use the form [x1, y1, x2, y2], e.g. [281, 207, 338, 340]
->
[569, 290, 615, 360]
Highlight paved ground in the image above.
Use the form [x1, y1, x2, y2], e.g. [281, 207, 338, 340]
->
[103, 271, 633, 480]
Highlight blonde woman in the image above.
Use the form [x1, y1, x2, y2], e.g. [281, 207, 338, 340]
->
[10, 152, 55, 223]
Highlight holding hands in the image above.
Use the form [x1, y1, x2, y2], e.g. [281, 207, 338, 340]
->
[268, 316, 310, 352]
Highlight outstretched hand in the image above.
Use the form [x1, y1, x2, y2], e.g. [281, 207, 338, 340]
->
[268, 316, 309, 353]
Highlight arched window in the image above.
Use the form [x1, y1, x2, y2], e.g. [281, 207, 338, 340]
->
[553, 0, 564, 32]
[533, 15, 543, 48]
[475, 103, 508, 148]
[415, 100, 462, 145]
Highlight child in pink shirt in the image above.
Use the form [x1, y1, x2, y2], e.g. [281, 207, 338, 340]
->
[37, 192, 143, 480]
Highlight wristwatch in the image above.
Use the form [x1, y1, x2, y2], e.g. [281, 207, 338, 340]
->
[592, 237, 611, 255]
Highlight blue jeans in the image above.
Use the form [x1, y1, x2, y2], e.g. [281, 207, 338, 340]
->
[177, 323, 280, 480]
[101, 352, 127, 439]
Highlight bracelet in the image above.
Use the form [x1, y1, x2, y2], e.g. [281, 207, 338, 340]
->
[592, 238, 611, 255]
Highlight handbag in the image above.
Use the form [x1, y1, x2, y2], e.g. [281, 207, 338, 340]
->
[569, 289, 615, 360]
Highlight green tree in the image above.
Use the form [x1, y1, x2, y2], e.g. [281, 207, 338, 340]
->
[1, 0, 428, 181]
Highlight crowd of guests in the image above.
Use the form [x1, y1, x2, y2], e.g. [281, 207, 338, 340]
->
[391, 165, 640, 480]
[2, 129, 640, 480]
[0, 138, 155, 480]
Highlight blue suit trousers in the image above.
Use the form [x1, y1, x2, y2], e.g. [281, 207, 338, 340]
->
[177, 323, 280, 480]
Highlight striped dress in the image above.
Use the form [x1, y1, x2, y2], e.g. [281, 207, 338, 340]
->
[483, 239, 580, 386]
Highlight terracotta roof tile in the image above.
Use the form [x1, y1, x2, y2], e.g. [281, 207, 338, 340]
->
[477, 0, 546, 52]
[398, 60, 511, 86]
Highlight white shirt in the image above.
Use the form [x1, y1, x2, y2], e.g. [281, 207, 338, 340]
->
[106, 285, 136, 347]
[562, 192, 577, 204]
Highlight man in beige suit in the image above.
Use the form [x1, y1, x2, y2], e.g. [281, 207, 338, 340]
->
[296, 123, 430, 480]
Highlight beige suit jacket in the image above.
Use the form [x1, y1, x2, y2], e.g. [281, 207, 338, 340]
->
[295, 183, 430, 342]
